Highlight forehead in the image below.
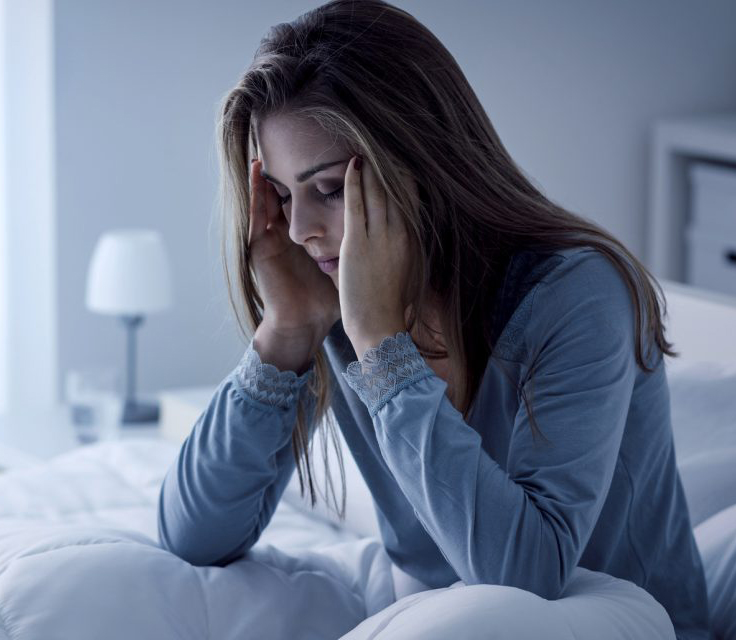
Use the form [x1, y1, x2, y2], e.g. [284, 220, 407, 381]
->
[254, 112, 348, 165]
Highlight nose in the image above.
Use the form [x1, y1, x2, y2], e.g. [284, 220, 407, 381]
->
[287, 200, 327, 246]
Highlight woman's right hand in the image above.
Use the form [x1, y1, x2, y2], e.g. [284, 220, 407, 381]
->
[247, 158, 341, 339]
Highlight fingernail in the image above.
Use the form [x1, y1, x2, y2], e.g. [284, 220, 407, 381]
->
[354, 156, 362, 171]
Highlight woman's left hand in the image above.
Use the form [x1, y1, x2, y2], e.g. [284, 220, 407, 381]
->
[339, 155, 415, 361]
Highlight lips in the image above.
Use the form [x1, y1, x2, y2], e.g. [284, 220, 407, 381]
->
[316, 257, 339, 273]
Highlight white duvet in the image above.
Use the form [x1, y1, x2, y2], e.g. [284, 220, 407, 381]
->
[3, 314, 736, 639]
[0, 438, 685, 640]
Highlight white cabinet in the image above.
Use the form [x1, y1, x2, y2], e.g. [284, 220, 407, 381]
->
[685, 226, 736, 297]
[648, 113, 736, 299]
[684, 162, 736, 297]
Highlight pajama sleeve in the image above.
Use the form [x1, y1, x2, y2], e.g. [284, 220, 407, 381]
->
[341, 250, 641, 599]
[157, 336, 316, 567]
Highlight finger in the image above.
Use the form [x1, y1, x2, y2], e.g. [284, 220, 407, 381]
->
[249, 159, 267, 242]
[263, 177, 284, 231]
[344, 155, 366, 240]
[361, 155, 388, 236]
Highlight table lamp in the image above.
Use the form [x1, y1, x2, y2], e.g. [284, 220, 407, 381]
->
[85, 229, 172, 424]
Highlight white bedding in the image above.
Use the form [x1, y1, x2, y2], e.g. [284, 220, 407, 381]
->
[0, 440, 391, 639]
[0, 357, 733, 639]
[0, 439, 679, 640]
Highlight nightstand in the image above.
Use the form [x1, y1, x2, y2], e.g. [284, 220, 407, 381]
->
[0, 386, 219, 473]
[159, 385, 218, 444]
[0, 403, 161, 472]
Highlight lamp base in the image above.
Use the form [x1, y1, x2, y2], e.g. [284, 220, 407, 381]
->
[121, 399, 160, 425]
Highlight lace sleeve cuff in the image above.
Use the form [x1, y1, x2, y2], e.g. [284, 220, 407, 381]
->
[234, 339, 315, 410]
[342, 331, 434, 417]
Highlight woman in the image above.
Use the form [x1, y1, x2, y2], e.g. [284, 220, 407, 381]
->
[158, 1, 711, 637]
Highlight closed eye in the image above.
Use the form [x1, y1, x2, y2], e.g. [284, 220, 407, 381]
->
[276, 185, 344, 206]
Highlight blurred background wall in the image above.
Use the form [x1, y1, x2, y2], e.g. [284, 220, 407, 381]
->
[3, 0, 736, 411]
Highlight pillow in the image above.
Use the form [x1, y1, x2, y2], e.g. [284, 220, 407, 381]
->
[678, 448, 736, 528]
[693, 503, 736, 640]
[665, 359, 736, 526]
[665, 358, 736, 459]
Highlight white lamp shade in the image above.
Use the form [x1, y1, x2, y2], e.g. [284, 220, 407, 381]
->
[86, 229, 173, 315]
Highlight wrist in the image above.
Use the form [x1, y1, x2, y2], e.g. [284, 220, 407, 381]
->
[253, 320, 324, 375]
[351, 324, 408, 362]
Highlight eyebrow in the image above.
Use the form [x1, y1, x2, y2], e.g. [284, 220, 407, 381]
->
[259, 159, 349, 186]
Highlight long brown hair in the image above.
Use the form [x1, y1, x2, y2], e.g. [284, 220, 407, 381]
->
[216, 0, 678, 521]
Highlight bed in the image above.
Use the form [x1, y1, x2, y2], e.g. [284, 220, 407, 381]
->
[0, 278, 734, 640]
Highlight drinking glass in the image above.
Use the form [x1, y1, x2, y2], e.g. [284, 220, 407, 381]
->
[65, 367, 123, 444]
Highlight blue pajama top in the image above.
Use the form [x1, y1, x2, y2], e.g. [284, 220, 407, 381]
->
[157, 245, 711, 639]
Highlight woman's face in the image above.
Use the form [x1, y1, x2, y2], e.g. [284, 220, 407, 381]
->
[254, 112, 352, 289]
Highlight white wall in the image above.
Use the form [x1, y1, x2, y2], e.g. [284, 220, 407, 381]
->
[3, 0, 57, 414]
[51, 0, 736, 400]
[54, 0, 296, 401]
[0, 0, 7, 413]
[417, 0, 736, 250]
